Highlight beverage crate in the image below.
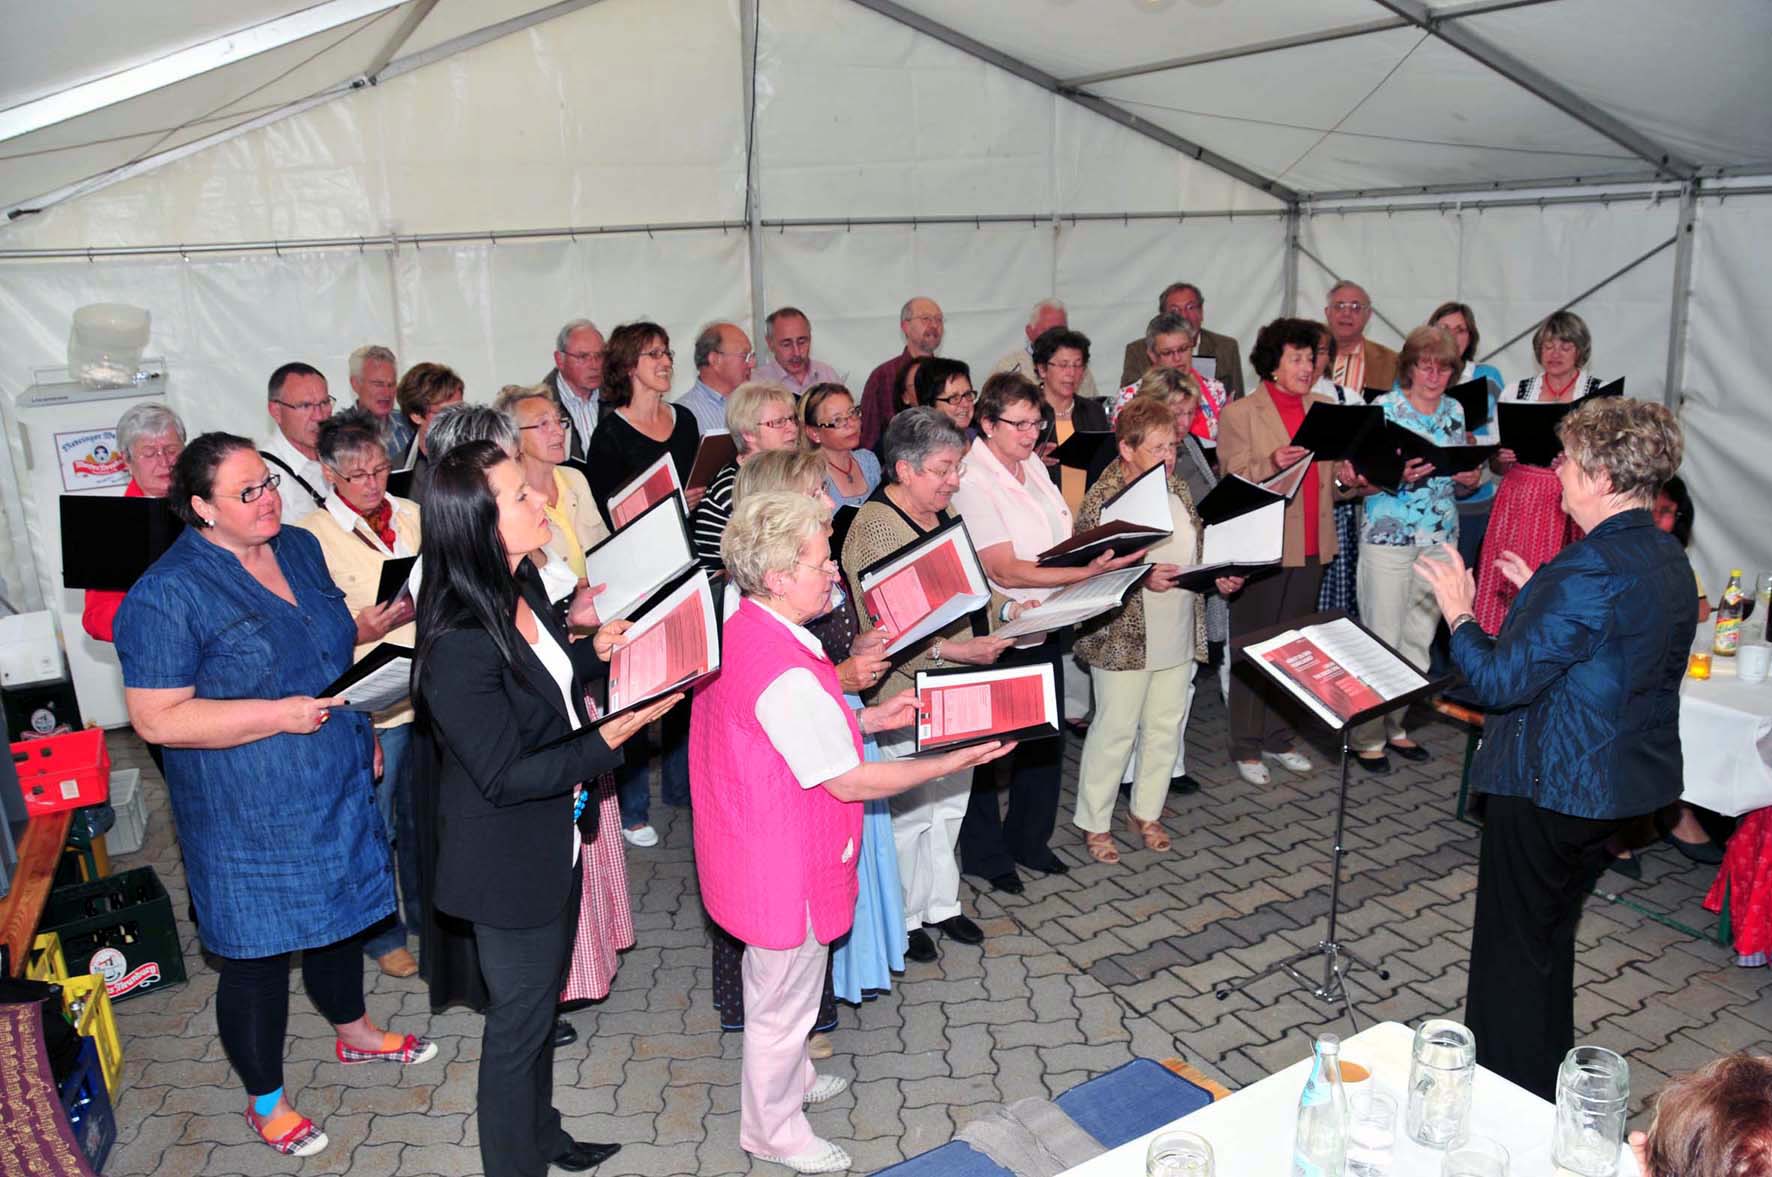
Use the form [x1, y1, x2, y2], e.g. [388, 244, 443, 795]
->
[61, 972, 123, 1096]
[106, 768, 146, 855]
[26, 931, 69, 983]
[11, 728, 110, 817]
[42, 865, 186, 1002]
[58, 1036, 116, 1173]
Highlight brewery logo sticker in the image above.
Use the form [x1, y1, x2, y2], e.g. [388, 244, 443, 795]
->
[89, 946, 163, 997]
[56, 427, 130, 492]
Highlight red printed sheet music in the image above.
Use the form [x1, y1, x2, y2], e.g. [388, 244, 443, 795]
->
[606, 574, 720, 714]
[1243, 617, 1428, 730]
[857, 521, 991, 656]
[609, 453, 683, 530]
[914, 663, 1059, 753]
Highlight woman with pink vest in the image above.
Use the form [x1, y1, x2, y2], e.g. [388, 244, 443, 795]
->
[692, 492, 1012, 1174]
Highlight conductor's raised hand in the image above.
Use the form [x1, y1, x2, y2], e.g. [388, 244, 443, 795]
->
[1412, 543, 1475, 623]
[600, 692, 685, 749]
[1493, 549, 1535, 590]
[859, 689, 920, 734]
[592, 619, 635, 661]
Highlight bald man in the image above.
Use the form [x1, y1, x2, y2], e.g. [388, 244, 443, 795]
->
[859, 296, 944, 451]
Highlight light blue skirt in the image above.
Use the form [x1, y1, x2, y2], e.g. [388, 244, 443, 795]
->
[832, 697, 907, 1003]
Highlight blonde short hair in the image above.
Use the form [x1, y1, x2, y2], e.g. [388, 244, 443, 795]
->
[492, 383, 559, 416]
[1133, 365, 1200, 408]
[723, 491, 830, 598]
[734, 449, 827, 505]
[725, 380, 796, 455]
[1557, 397, 1682, 506]
[1398, 325, 1461, 390]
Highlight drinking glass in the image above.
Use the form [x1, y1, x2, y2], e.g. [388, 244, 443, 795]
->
[1407, 1019, 1476, 1148]
[1348, 1090, 1398, 1177]
[1688, 650, 1712, 680]
[1442, 1135, 1509, 1177]
[1146, 1129, 1214, 1177]
[1554, 1046, 1630, 1177]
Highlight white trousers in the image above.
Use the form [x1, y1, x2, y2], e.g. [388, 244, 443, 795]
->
[1350, 542, 1442, 752]
[881, 734, 971, 931]
[1121, 660, 1198, 782]
[1075, 663, 1195, 832]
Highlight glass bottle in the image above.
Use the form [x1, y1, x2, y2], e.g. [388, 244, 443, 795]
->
[1714, 569, 1746, 656]
[1293, 1033, 1349, 1177]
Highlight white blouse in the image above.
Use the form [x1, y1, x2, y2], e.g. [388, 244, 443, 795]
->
[528, 629, 583, 864]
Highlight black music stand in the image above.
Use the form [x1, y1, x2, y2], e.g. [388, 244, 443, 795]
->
[1213, 610, 1449, 1027]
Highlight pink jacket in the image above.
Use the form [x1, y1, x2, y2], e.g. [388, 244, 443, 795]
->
[689, 598, 864, 949]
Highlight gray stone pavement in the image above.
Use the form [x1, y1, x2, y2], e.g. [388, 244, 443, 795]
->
[90, 685, 1772, 1175]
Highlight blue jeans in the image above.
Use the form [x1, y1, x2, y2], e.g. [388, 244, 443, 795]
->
[364, 724, 418, 959]
[615, 711, 691, 828]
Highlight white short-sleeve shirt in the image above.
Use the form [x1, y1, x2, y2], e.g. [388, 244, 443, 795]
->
[750, 601, 863, 790]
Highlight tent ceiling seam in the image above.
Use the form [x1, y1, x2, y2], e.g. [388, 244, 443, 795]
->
[1365, 0, 1697, 180]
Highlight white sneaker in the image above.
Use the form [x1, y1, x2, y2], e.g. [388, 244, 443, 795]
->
[752, 1138, 852, 1173]
[620, 824, 659, 847]
[1263, 750, 1314, 775]
[1235, 760, 1271, 786]
[803, 1073, 850, 1104]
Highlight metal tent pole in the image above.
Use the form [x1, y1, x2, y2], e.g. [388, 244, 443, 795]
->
[1662, 182, 1700, 409]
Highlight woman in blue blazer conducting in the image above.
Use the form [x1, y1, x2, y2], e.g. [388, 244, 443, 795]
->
[1415, 397, 1693, 1101]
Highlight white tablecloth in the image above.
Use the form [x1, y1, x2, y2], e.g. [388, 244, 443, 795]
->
[1679, 640, 1772, 817]
[1058, 1021, 1638, 1177]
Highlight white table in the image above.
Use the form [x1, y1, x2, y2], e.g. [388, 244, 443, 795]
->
[1679, 639, 1772, 817]
[1058, 1021, 1638, 1177]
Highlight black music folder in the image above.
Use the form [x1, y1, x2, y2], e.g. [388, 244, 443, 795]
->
[375, 555, 419, 606]
[1289, 403, 1383, 461]
[60, 496, 186, 590]
[1386, 424, 1498, 476]
[1048, 428, 1113, 468]
[1497, 377, 1624, 467]
[1446, 377, 1494, 430]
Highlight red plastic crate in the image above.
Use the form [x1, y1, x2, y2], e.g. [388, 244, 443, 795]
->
[11, 729, 111, 816]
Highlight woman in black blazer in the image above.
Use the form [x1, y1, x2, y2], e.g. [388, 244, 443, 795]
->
[414, 441, 683, 1177]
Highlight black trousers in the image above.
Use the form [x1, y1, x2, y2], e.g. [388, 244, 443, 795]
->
[1227, 559, 1324, 762]
[709, 921, 838, 1032]
[957, 638, 1064, 879]
[471, 864, 582, 1177]
[1466, 794, 1626, 1100]
[215, 932, 366, 1096]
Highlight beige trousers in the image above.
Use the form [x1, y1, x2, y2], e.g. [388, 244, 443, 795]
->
[1073, 662, 1194, 832]
[1350, 542, 1442, 752]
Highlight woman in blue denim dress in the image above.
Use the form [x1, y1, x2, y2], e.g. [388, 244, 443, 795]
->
[115, 433, 435, 1159]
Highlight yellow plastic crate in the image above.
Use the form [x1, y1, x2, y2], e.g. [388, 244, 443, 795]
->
[60, 973, 123, 1097]
[26, 931, 69, 983]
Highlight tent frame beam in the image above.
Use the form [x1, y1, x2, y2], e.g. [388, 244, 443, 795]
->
[740, 0, 768, 346]
[1060, 0, 1558, 89]
[1366, 0, 1697, 180]
[0, 0, 409, 145]
[365, 0, 441, 81]
[1662, 182, 1699, 409]
[843, 0, 1300, 206]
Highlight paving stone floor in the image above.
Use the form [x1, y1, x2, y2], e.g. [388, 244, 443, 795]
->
[91, 685, 1772, 1176]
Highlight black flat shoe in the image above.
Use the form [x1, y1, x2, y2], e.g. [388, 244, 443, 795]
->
[1025, 857, 1070, 877]
[1665, 832, 1726, 865]
[986, 871, 1025, 895]
[1354, 753, 1392, 775]
[1170, 773, 1202, 795]
[552, 1018, 578, 1049]
[1386, 742, 1431, 763]
[904, 929, 938, 963]
[553, 1139, 621, 1171]
[932, 914, 984, 945]
[1608, 854, 1643, 881]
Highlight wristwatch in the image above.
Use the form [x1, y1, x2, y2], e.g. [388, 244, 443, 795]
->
[1449, 612, 1477, 634]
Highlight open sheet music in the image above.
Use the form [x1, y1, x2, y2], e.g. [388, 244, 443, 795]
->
[993, 565, 1150, 639]
[608, 453, 684, 530]
[857, 519, 992, 656]
[322, 643, 414, 713]
[1172, 457, 1306, 590]
[1038, 462, 1172, 567]
[913, 662, 1060, 754]
[1243, 617, 1429, 729]
[684, 432, 738, 492]
[584, 496, 698, 622]
[605, 573, 721, 716]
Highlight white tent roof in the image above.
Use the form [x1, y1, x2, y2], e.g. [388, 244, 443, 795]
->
[3, 0, 1768, 227]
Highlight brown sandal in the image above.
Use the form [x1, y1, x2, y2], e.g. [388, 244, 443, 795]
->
[1085, 832, 1120, 864]
[1128, 816, 1171, 852]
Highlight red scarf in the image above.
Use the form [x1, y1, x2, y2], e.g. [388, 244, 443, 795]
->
[347, 497, 397, 551]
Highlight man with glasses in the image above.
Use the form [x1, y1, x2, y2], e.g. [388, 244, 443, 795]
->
[859, 295, 945, 451]
[677, 321, 756, 436]
[261, 361, 334, 524]
[543, 318, 606, 466]
[347, 344, 410, 461]
[755, 306, 843, 398]
[1323, 279, 1399, 393]
[991, 298, 1101, 399]
[1118, 282, 1246, 399]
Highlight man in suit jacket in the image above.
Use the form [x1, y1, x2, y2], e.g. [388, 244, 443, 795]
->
[1119, 281, 1245, 399]
[992, 297, 1101, 398]
[542, 318, 605, 466]
[1324, 281, 1400, 394]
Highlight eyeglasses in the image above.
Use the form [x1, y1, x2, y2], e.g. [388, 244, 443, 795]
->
[520, 416, 571, 433]
[272, 396, 336, 414]
[227, 473, 283, 503]
[1044, 360, 1087, 373]
[1414, 359, 1453, 374]
[1139, 443, 1180, 459]
[130, 444, 182, 463]
[920, 461, 968, 480]
[1154, 345, 1192, 363]
[797, 559, 839, 578]
[935, 390, 977, 406]
[814, 408, 863, 428]
[1329, 301, 1369, 314]
[993, 415, 1049, 435]
[639, 347, 675, 362]
[757, 414, 797, 431]
[562, 350, 605, 364]
[338, 463, 392, 486]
